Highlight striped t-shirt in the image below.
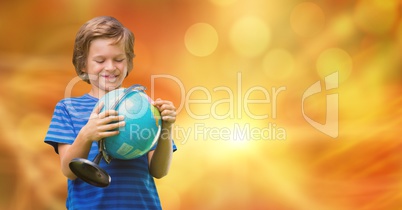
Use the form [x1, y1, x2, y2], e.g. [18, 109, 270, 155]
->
[45, 94, 176, 210]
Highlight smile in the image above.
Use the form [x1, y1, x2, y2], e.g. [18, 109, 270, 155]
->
[101, 75, 118, 78]
[100, 75, 119, 82]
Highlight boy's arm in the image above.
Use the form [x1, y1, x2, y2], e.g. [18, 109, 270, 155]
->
[148, 126, 174, 179]
[148, 99, 176, 179]
[58, 104, 125, 180]
[58, 135, 93, 180]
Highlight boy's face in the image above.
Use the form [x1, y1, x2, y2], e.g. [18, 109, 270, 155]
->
[83, 38, 128, 95]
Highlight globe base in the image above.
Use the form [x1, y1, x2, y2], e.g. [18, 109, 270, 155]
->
[69, 158, 111, 188]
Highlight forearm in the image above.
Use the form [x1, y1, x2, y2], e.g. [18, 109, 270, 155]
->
[149, 126, 174, 179]
[57, 106, 124, 180]
[59, 132, 93, 180]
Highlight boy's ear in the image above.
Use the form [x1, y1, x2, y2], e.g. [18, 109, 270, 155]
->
[80, 68, 88, 81]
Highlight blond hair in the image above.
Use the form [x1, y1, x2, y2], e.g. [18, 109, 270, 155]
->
[72, 16, 135, 83]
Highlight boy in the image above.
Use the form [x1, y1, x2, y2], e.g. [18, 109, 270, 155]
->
[45, 16, 177, 209]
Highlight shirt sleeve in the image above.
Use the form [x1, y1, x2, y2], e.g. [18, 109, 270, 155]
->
[44, 101, 77, 154]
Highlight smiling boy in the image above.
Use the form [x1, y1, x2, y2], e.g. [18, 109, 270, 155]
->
[45, 16, 177, 210]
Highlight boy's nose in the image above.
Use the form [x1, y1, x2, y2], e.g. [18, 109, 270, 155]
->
[104, 61, 116, 71]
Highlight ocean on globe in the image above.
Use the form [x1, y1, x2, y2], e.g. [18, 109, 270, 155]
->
[98, 87, 162, 160]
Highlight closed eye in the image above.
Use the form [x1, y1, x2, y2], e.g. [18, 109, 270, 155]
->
[115, 58, 125, 62]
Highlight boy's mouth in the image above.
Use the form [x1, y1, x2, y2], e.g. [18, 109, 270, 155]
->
[101, 74, 119, 81]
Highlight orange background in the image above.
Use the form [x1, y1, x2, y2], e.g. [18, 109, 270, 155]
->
[1, 0, 401, 209]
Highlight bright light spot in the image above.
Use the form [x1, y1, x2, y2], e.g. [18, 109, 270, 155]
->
[229, 16, 271, 58]
[316, 48, 352, 83]
[330, 14, 356, 40]
[185, 23, 219, 57]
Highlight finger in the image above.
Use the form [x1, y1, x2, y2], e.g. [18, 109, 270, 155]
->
[159, 105, 176, 114]
[150, 98, 159, 106]
[99, 121, 126, 131]
[100, 115, 125, 124]
[161, 109, 176, 118]
[93, 102, 105, 114]
[99, 130, 120, 138]
[89, 102, 106, 119]
[153, 99, 171, 107]
[157, 102, 176, 111]
[98, 110, 119, 119]
[162, 115, 176, 123]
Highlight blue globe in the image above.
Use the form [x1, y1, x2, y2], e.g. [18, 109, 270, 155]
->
[98, 87, 162, 160]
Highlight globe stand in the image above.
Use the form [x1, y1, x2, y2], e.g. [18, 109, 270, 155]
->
[69, 139, 111, 187]
[68, 84, 147, 188]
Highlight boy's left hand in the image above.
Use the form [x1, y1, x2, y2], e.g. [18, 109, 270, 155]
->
[152, 98, 176, 128]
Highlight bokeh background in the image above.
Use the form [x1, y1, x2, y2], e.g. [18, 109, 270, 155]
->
[1, 0, 401, 209]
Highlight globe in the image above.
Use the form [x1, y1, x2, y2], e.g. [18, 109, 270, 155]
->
[99, 87, 162, 160]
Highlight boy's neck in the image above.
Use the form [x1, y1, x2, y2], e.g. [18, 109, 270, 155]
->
[88, 88, 107, 99]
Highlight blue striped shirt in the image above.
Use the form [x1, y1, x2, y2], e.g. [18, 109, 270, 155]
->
[45, 94, 176, 210]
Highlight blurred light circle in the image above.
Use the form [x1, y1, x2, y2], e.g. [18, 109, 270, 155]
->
[263, 48, 294, 81]
[290, 2, 325, 37]
[185, 23, 219, 57]
[316, 48, 352, 83]
[229, 16, 271, 57]
[330, 14, 356, 41]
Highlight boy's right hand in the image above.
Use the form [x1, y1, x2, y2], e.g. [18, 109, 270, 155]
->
[80, 102, 125, 142]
